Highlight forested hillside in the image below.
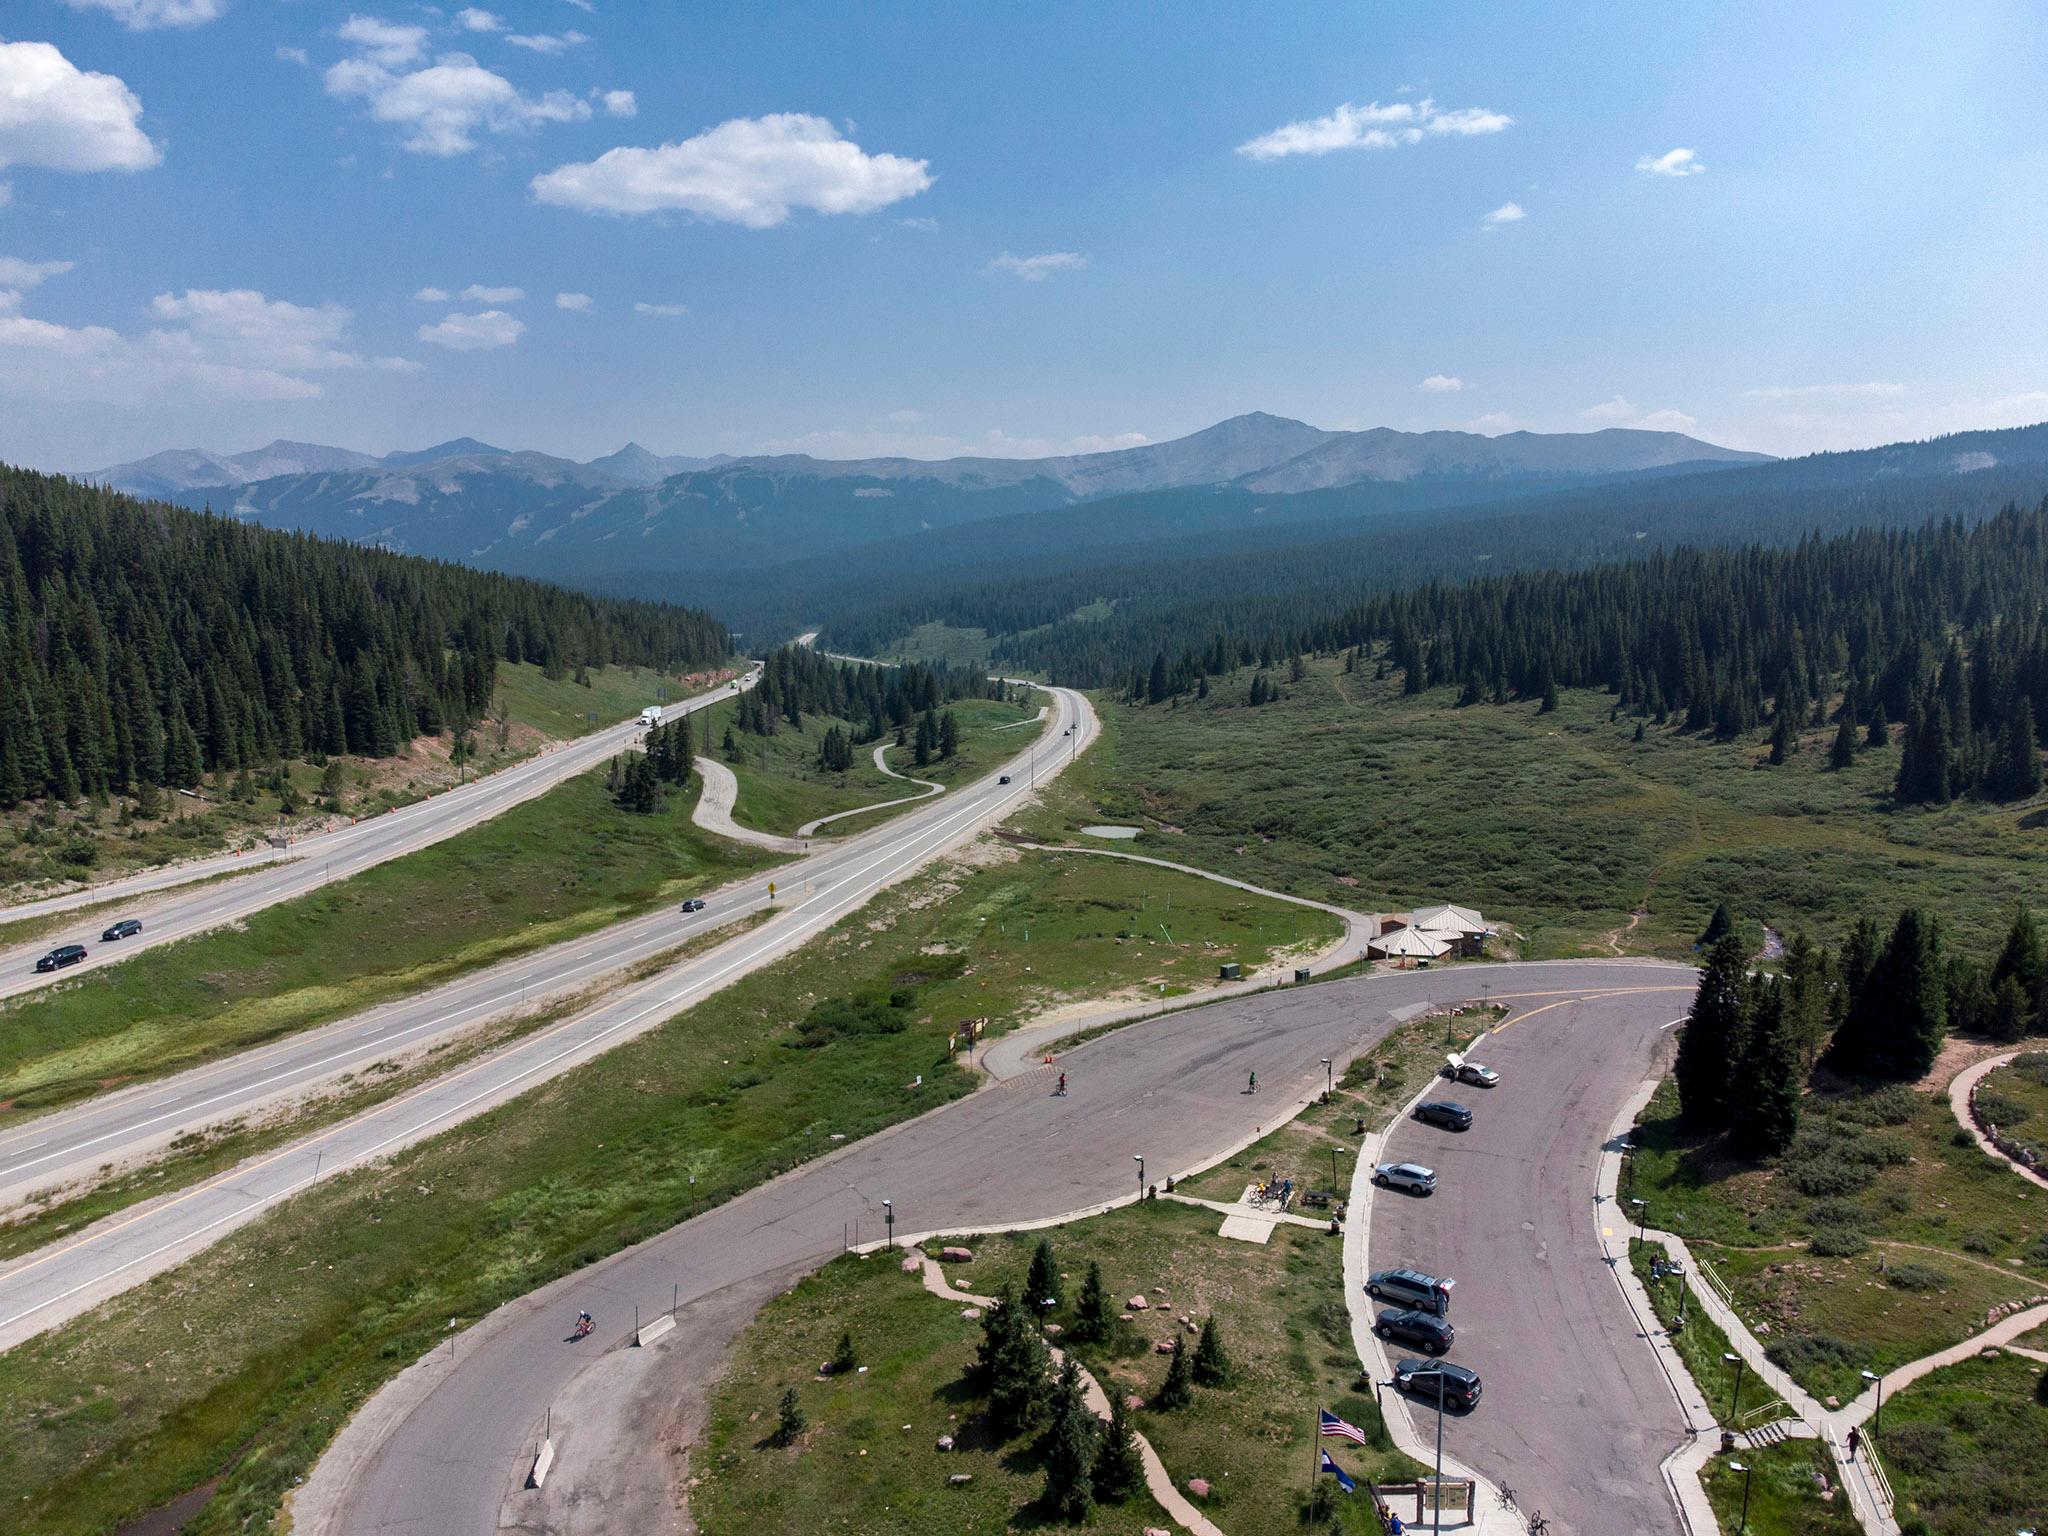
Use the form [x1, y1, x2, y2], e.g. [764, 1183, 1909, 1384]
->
[735, 645, 1006, 745]
[1127, 500, 2048, 807]
[0, 466, 728, 808]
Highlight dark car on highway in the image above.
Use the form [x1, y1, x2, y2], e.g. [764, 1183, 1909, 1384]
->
[101, 918, 143, 942]
[1375, 1307, 1454, 1355]
[1393, 1358, 1482, 1410]
[998, 774, 1011, 784]
[1414, 1099, 1474, 1131]
[680, 898, 706, 913]
[35, 943, 88, 973]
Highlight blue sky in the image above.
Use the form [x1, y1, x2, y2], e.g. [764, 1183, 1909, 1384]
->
[2, 1, 2045, 470]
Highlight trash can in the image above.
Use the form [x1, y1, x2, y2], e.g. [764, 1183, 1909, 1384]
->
[1294, 967, 1312, 984]
[1219, 962, 1241, 980]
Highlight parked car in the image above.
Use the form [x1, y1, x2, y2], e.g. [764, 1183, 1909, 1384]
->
[1393, 1358, 1482, 1410]
[101, 918, 143, 942]
[1366, 1267, 1456, 1316]
[1375, 1307, 1454, 1355]
[1372, 1161, 1437, 1196]
[1444, 1053, 1499, 1088]
[1415, 1099, 1474, 1131]
[679, 898, 706, 913]
[998, 774, 1012, 784]
[35, 944, 88, 973]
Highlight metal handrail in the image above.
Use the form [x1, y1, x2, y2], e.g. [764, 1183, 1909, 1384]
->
[1698, 1255, 1734, 1307]
[1736, 1396, 1788, 1427]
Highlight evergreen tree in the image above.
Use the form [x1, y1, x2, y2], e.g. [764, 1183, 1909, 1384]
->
[1865, 703, 1888, 750]
[1153, 1337, 1194, 1409]
[1768, 713, 1794, 764]
[1038, 1356, 1097, 1523]
[1146, 651, 1169, 704]
[1701, 902, 1735, 946]
[1729, 978, 1801, 1158]
[939, 709, 960, 759]
[1990, 907, 2045, 1029]
[1986, 975, 2032, 1043]
[773, 1385, 806, 1446]
[1025, 1237, 1062, 1312]
[976, 1285, 1049, 1436]
[1091, 1390, 1143, 1500]
[830, 1330, 859, 1375]
[1830, 711, 1858, 770]
[914, 708, 938, 767]
[1675, 935, 1749, 1128]
[1072, 1261, 1112, 1343]
[1190, 1316, 1234, 1387]
[1826, 908, 1946, 1081]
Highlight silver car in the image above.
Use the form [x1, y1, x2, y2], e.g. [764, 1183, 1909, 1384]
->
[1373, 1160, 1437, 1196]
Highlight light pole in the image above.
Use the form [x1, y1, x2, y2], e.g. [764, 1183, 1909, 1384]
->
[882, 1200, 894, 1251]
[1134, 1154, 1145, 1200]
[1723, 1351, 1745, 1423]
[1861, 1368, 1884, 1431]
[1630, 1197, 1647, 1254]
[1328, 1144, 1346, 1194]
[1728, 1458, 1754, 1534]
[1430, 1362, 1446, 1535]
[1618, 1139, 1636, 1202]
[1321, 1057, 1333, 1100]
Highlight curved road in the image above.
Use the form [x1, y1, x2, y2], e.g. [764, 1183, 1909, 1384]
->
[0, 688, 1093, 1351]
[305, 960, 1695, 1536]
[0, 668, 759, 1001]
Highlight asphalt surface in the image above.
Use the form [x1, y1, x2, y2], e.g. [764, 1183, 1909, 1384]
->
[0, 687, 1091, 1351]
[1370, 980, 1696, 1536]
[0, 668, 760, 1000]
[306, 959, 1693, 1536]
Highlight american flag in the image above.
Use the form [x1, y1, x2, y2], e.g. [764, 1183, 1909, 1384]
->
[1319, 1408, 1366, 1444]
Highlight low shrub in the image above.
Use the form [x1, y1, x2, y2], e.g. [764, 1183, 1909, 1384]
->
[1809, 1224, 1869, 1257]
[1975, 1090, 2031, 1128]
[1766, 1333, 1861, 1375]
[1882, 1421, 1956, 1478]
[1884, 1261, 1950, 1292]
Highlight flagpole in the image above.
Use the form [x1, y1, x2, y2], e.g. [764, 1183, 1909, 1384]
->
[1309, 1409, 1318, 1521]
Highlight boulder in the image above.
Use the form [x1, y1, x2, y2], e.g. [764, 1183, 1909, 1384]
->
[961, 1307, 982, 1321]
[1154, 1341, 1177, 1355]
[1127, 1295, 1149, 1311]
[1125, 1393, 1146, 1410]
[900, 1256, 920, 1274]
[949, 1473, 973, 1486]
[1042, 1322, 1063, 1338]
[941, 1246, 974, 1263]
[936, 1435, 954, 1452]
[1188, 1478, 1210, 1499]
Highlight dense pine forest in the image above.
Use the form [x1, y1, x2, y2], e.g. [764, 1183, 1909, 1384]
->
[0, 465, 728, 808]
[732, 644, 1007, 745]
[1120, 500, 2048, 807]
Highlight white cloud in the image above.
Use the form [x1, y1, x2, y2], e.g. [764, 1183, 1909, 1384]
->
[0, 257, 76, 290]
[634, 301, 686, 317]
[1419, 374, 1464, 393]
[1580, 396, 1699, 433]
[0, 41, 161, 173]
[336, 15, 428, 68]
[1636, 147, 1703, 177]
[898, 215, 938, 232]
[455, 8, 503, 31]
[414, 285, 450, 302]
[0, 275, 377, 406]
[0, 183, 12, 207]
[987, 251, 1088, 281]
[277, 46, 310, 66]
[886, 408, 924, 425]
[1064, 432, 1150, 454]
[327, 45, 592, 156]
[555, 291, 593, 310]
[1237, 97, 1511, 161]
[1481, 201, 1525, 228]
[532, 112, 932, 227]
[1466, 412, 1517, 435]
[1636, 409, 1699, 433]
[1580, 395, 1638, 423]
[599, 89, 636, 118]
[1743, 381, 1906, 399]
[506, 30, 589, 54]
[417, 309, 524, 349]
[63, 0, 224, 28]
[372, 355, 422, 372]
[460, 283, 524, 303]
[561, 0, 594, 9]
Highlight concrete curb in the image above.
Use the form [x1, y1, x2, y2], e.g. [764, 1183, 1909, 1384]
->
[633, 1314, 675, 1347]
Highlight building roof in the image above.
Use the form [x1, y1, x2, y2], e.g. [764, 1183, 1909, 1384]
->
[1410, 902, 1486, 935]
[1370, 927, 1450, 958]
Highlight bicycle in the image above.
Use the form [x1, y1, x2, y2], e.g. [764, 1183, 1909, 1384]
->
[1526, 1512, 1550, 1535]
[1494, 1482, 1519, 1512]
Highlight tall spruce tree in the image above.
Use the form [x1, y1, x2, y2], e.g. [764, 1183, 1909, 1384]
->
[1091, 1390, 1143, 1500]
[1675, 935, 1749, 1128]
[1729, 978, 1801, 1157]
[1025, 1238, 1062, 1312]
[1826, 908, 1947, 1081]
[1072, 1261, 1112, 1343]
[1038, 1356, 1097, 1523]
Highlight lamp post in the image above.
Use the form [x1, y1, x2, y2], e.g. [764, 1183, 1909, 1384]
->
[1728, 1458, 1754, 1534]
[1134, 1154, 1145, 1200]
[1630, 1197, 1647, 1254]
[1618, 1140, 1636, 1202]
[1723, 1350, 1745, 1423]
[1321, 1057, 1333, 1100]
[882, 1200, 894, 1251]
[1861, 1368, 1885, 1431]
[1328, 1144, 1346, 1194]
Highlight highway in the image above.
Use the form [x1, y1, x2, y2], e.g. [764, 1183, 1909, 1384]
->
[0, 687, 1093, 1351]
[0, 666, 758, 1000]
[1369, 981, 1696, 1536]
[295, 960, 1694, 1536]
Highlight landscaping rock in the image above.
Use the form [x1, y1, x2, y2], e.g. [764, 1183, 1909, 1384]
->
[961, 1307, 982, 1320]
[936, 1435, 954, 1452]
[900, 1256, 920, 1274]
[941, 1246, 974, 1263]
[949, 1473, 973, 1486]
[1154, 1341, 1177, 1355]
[1125, 1393, 1145, 1410]
[1188, 1478, 1210, 1499]
[1127, 1295, 1149, 1310]
[1043, 1322, 1063, 1338]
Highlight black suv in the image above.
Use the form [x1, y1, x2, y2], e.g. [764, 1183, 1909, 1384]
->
[1374, 1307, 1454, 1355]
[102, 918, 143, 942]
[1414, 1099, 1474, 1131]
[1393, 1358, 1482, 1410]
[679, 899, 706, 913]
[35, 944, 88, 973]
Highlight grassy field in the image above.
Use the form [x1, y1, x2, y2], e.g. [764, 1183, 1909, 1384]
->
[1629, 1247, 1790, 1424]
[0, 770, 777, 1114]
[0, 659, 734, 900]
[1975, 1050, 2048, 1166]
[1698, 1441, 1861, 1536]
[0, 843, 1339, 1536]
[1626, 1078, 2048, 1402]
[1009, 654, 2046, 960]
[1873, 1348, 2048, 1536]
[695, 1200, 1421, 1536]
[706, 693, 1045, 836]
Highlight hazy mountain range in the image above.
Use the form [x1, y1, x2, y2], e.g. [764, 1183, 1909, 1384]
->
[79, 413, 1772, 579]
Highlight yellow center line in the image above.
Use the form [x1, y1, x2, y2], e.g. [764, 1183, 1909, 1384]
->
[1489, 985, 1691, 1034]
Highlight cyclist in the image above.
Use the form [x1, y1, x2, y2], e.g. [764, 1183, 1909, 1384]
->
[1248, 1070, 1257, 1094]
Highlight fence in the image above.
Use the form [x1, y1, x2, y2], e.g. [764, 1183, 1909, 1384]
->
[1697, 1255, 1734, 1309]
